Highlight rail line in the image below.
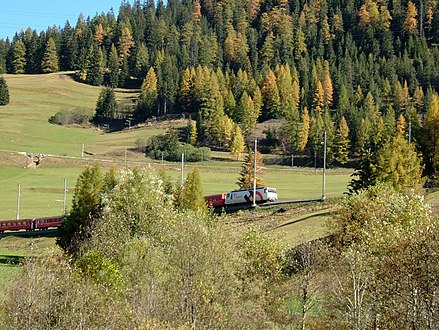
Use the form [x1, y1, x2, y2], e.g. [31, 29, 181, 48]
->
[0, 199, 326, 235]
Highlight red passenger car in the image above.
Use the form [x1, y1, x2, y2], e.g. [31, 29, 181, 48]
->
[0, 219, 32, 232]
[34, 216, 63, 230]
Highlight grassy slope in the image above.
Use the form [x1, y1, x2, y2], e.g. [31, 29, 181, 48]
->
[0, 72, 352, 218]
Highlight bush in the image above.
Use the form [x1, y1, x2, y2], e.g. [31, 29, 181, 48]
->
[147, 128, 211, 162]
[49, 107, 93, 126]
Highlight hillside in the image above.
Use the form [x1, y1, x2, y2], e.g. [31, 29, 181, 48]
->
[0, 73, 352, 219]
[0, 0, 438, 176]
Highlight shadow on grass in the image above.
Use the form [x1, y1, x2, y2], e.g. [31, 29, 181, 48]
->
[0, 255, 24, 266]
[273, 211, 331, 230]
[0, 230, 59, 239]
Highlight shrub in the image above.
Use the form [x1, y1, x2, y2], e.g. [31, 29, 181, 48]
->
[147, 128, 211, 162]
[49, 107, 93, 126]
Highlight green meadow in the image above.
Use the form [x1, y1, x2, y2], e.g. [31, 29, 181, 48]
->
[0, 72, 352, 219]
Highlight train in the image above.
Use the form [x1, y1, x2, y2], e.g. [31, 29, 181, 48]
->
[0, 216, 63, 233]
[0, 187, 278, 232]
[205, 186, 278, 209]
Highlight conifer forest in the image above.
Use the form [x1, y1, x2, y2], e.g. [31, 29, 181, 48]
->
[0, 0, 438, 171]
[1, 0, 439, 329]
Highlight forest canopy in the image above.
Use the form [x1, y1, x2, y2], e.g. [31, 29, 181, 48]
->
[1, 0, 439, 171]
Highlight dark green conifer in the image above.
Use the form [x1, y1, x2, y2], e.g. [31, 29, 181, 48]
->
[0, 76, 10, 105]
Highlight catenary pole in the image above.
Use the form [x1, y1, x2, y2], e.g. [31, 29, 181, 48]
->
[253, 139, 257, 207]
[16, 184, 21, 220]
[322, 131, 327, 201]
[63, 179, 67, 215]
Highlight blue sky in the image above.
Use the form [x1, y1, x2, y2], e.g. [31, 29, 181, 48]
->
[0, 0, 124, 40]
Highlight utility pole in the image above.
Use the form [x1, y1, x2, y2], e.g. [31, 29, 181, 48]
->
[181, 152, 185, 186]
[63, 179, 67, 215]
[291, 154, 294, 168]
[408, 121, 412, 144]
[253, 139, 257, 207]
[322, 131, 327, 201]
[81, 143, 84, 159]
[16, 184, 21, 220]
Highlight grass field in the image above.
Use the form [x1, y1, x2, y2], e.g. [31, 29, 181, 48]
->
[0, 154, 351, 219]
[0, 73, 353, 219]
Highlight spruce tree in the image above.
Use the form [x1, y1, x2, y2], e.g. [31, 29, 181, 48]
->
[0, 76, 10, 105]
[106, 44, 119, 88]
[83, 44, 104, 86]
[137, 67, 158, 121]
[175, 167, 206, 212]
[94, 87, 117, 122]
[348, 149, 378, 194]
[376, 134, 425, 192]
[57, 164, 104, 256]
[133, 42, 149, 79]
[41, 37, 59, 73]
[237, 150, 265, 189]
[334, 117, 350, 164]
[230, 124, 245, 160]
[10, 39, 26, 74]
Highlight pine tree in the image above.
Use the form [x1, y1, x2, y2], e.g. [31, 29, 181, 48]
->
[94, 23, 104, 45]
[261, 69, 281, 119]
[396, 114, 407, 136]
[403, 1, 418, 35]
[179, 68, 195, 114]
[261, 32, 275, 69]
[57, 164, 104, 256]
[192, 0, 202, 24]
[294, 12, 307, 60]
[297, 107, 310, 152]
[413, 86, 424, 112]
[277, 64, 298, 119]
[425, 94, 439, 171]
[334, 117, 350, 164]
[106, 44, 119, 88]
[176, 167, 206, 212]
[321, 15, 332, 44]
[10, 39, 26, 74]
[383, 105, 396, 143]
[41, 37, 59, 73]
[348, 149, 378, 194]
[313, 80, 325, 114]
[218, 115, 234, 148]
[308, 111, 325, 158]
[379, 4, 392, 31]
[95, 87, 117, 122]
[118, 26, 134, 62]
[237, 150, 266, 189]
[133, 42, 149, 79]
[231, 124, 245, 160]
[0, 76, 9, 105]
[83, 44, 104, 86]
[356, 118, 370, 155]
[323, 73, 333, 107]
[376, 134, 424, 192]
[358, 2, 371, 30]
[137, 67, 158, 121]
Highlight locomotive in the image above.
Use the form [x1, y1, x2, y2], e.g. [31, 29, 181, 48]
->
[205, 186, 278, 209]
